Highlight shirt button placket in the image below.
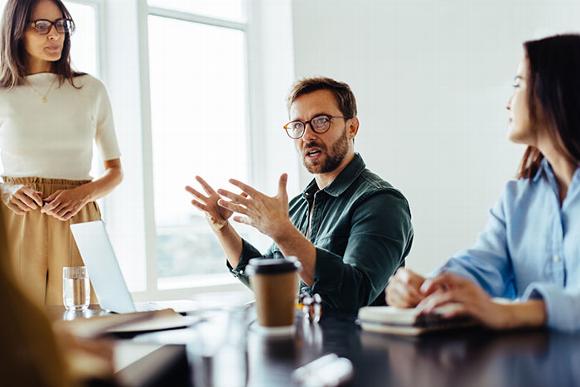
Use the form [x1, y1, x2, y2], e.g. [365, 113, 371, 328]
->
[551, 204, 565, 285]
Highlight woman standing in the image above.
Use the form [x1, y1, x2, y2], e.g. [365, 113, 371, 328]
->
[386, 34, 580, 332]
[0, 0, 122, 305]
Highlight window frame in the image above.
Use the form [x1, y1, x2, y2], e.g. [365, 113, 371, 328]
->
[132, 1, 254, 300]
[61, 0, 104, 74]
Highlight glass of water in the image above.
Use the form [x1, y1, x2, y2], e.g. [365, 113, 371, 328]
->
[63, 266, 90, 311]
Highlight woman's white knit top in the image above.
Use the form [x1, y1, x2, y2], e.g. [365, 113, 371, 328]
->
[0, 73, 121, 180]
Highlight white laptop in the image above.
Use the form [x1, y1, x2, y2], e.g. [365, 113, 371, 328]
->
[70, 220, 199, 314]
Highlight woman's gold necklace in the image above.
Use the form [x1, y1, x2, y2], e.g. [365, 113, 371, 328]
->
[28, 76, 58, 103]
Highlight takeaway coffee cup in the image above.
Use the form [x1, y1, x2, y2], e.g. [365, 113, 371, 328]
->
[246, 257, 301, 330]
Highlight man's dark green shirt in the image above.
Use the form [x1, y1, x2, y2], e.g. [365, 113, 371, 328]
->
[228, 153, 413, 317]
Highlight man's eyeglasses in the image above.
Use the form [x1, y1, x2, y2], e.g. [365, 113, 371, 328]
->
[29, 18, 75, 35]
[283, 114, 347, 139]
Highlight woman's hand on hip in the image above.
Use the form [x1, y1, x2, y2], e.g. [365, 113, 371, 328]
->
[42, 186, 91, 221]
[0, 184, 43, 215]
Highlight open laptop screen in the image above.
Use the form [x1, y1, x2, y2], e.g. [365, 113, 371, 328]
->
[70, 220, 136, 313]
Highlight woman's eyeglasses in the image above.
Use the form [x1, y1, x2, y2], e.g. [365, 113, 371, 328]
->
[29, 18, 75, 35]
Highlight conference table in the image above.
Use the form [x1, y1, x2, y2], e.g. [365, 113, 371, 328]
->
[56, 306, 580, 387]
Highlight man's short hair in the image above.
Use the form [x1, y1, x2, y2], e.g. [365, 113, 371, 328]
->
[287, 77, 357, 119]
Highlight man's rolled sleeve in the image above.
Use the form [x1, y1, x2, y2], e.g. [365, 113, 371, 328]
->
[226, 239, 263, 287]
[523, 283, 580, 332]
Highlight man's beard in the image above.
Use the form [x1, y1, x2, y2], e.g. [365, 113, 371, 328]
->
[303, 129, 349, 174]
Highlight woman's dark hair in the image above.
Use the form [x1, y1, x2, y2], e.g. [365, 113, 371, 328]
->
[518, 34, 580, 179]
[0, 0, 81, 88]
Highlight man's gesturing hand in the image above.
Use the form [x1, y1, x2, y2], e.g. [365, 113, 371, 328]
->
[217, 174, 291, 240]
[186, 176, 233, 228]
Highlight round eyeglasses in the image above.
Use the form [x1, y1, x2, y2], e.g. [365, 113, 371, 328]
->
[283, 114, 347, 139]
[29, 18, 75, 35]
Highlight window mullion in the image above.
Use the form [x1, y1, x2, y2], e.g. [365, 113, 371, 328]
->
[137, 0, 159, 294]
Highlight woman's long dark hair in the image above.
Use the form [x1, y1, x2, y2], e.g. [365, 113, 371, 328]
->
[518, 34, 580, 179]
[0, 0, 80, 88]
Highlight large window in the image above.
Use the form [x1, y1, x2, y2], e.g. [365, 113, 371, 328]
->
[146, 2, 251, 289]
[104, 0, 295, 299]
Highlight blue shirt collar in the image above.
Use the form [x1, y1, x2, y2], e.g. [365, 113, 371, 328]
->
[533, 157, 580, 180]
[532, 158, 550, 183]
[532, 158, 580, 197]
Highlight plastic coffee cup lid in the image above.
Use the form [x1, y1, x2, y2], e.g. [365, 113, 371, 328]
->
[246, 256, 301, 275]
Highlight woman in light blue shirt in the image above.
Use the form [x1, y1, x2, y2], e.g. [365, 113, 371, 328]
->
[386, 34, 580, 332]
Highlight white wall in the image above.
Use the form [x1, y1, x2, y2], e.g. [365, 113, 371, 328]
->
[291, 0, 580, 274]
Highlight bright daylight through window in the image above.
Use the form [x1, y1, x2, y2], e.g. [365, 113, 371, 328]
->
[147, 1, 250, 289]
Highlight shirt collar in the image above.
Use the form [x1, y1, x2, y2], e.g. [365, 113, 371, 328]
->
[532, 157, 580, 189]
[532, 158, 550, 183]
[301, 153, 366, 199]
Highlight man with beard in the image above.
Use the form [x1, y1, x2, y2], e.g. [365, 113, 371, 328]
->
[186, 77, 413, 317]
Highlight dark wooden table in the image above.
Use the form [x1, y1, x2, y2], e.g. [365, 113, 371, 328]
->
[134, 309, 580, 387]
[51, 306, 580, 387]
[309, 318, 580, 387]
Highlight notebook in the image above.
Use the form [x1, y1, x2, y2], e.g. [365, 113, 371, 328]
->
[358, 304, 476, 336]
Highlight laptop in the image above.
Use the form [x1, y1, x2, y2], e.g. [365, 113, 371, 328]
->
[70, 220, 199, 314]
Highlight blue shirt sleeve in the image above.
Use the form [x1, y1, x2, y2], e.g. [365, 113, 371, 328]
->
[523, 283, 580, 332]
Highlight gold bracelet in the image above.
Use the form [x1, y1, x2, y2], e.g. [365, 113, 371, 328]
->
[206, 213, 228, 232]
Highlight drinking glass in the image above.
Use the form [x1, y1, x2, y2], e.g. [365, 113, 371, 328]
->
[63, 266, 90, 311]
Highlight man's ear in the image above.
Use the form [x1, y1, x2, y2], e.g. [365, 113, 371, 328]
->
[348, 117, 360, 139]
